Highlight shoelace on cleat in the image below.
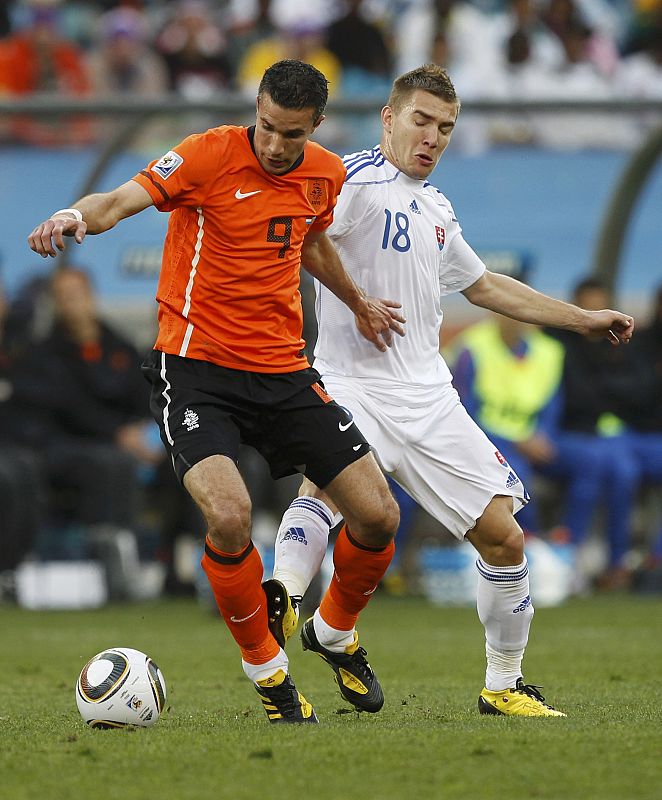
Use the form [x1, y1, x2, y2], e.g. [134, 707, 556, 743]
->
[514, 680, 552, 706]
[345, 647, 374, 681]
[260, 681, 300, 718]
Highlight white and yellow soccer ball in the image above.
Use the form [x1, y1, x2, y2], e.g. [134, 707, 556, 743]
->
[75, 647, 167, 728]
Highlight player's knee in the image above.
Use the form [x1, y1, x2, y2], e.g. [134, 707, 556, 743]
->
[498, 527, 525, 564]
[351, 493, 399, 548]
[469, 511, 525, 566]
[205, 499, 252, 553]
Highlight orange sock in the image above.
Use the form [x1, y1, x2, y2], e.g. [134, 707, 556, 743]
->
[319, 525, 395, 631]
[201, 537, 279, 665]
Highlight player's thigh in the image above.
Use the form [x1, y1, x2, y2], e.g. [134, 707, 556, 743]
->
[319, 373, 405, 473]
[297, 476, 339, 517]
[396, 399, 528, 541]
[142, 350, 244, 482]
[323, 451, 399, 546]
[260, 378, 371, 490]
[142, 351, 252, 547]
[184, 454, 252, 551]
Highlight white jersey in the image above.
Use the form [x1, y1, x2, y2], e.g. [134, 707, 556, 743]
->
[313, 145, 486, 404]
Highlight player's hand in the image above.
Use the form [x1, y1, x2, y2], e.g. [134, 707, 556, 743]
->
[27, 215, 87, 258]
[580, 309, 635, 346]
[354, 296, 406, 352]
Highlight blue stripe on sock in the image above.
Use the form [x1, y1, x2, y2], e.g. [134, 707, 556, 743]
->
[290, 497, 333, 528]
[476, 560, 528, 583]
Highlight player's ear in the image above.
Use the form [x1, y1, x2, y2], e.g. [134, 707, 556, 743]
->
[312, 114, 325, 131]
[381, 106, 392, 133]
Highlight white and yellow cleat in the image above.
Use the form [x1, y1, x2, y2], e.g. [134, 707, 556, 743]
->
[478, 678, 566, 717]
[255, 669, 318, 724]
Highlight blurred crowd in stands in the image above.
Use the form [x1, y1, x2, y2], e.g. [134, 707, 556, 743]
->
[0, 0, 661, 148]
[1, 260, 662, 600]
[1, 0, 662, 602]
[446, 272, 662, 593]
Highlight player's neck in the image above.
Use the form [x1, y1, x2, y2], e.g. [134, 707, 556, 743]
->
[379, 139, 397, 171]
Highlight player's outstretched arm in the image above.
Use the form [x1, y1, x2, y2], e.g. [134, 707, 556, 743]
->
[28, 181, 154, 258]
[301, 230, 406, 352]
[463, 270, 634, 346]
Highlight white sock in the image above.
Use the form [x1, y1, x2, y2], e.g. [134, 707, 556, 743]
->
[242, 648, 289, 684]
[313, 608, 355, 652]
[476, 557, 534, 692]
[273, 497, 335, 599]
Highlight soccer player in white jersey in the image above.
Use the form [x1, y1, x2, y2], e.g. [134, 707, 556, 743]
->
[265, 64, 635, 717]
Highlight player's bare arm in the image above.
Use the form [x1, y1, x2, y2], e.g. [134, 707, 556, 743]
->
[301, 229, 406, 352]
[28, 181, 154, 258]
[463, 269, 634, 346]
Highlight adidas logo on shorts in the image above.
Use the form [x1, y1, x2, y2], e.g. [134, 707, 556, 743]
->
[505, 470, 520, 488]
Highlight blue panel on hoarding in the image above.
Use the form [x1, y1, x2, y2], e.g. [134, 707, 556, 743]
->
[3, 146, 661, 303]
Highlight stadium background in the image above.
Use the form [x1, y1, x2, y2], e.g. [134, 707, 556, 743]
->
[1, 0, 662, 602]
[1, 7, 661, 797]
[2, 0, 662, 316]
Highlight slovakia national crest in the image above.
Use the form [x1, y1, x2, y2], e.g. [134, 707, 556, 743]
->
[435, 225, 445, 251]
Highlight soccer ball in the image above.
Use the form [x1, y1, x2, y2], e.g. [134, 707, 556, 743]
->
[75, 647, 167, 729]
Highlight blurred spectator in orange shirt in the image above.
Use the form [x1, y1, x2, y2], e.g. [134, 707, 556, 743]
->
[0, 1, 93, 146]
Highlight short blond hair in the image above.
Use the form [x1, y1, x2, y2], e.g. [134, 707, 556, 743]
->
[387, 64, 459, 113]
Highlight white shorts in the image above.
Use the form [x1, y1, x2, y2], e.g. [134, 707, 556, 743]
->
[319, 373, 529, 541]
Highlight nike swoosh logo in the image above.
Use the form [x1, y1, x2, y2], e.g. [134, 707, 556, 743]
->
[353, 444, 362, 451]
[339, 419, 354, 432]
[235, 188, 261, 200]
[230, 604, 262, 623]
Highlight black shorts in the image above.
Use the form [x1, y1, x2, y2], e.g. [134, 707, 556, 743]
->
[141, 350, 370, 488]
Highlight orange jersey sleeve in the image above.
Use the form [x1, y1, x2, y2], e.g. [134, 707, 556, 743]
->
[132, 126, 346, 373]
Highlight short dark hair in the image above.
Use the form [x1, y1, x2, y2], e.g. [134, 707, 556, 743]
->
[258, 60, 329, 121]
[388, 64, 459, 114]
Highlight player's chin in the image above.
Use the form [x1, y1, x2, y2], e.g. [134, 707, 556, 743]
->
[410, 160, 436, 179]
[263, 158, 291, 174]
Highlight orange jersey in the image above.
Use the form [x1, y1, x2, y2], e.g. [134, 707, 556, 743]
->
[132, 126, 346, 372]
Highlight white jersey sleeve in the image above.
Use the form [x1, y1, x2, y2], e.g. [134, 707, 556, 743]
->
[439, 230, 487, 296]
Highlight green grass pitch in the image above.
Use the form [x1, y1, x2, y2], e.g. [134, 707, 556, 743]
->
[1, 593, 661, 800]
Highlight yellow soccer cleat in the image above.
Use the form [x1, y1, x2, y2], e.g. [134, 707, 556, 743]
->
[262, 579, 301, 648]
[478, 679, 566, 717]
[254, 669, 318, 724]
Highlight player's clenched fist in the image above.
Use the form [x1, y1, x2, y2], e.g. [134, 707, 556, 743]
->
[28, 211, 86, 258]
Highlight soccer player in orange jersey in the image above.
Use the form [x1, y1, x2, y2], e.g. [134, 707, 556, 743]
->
[28, 60, 406, 724]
